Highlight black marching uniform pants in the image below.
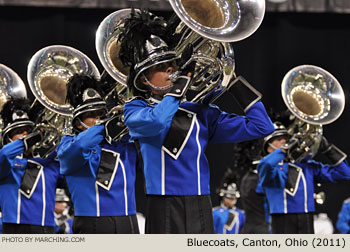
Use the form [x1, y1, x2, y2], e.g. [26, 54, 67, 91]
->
[73, 215, 139, 234]
[145, 195, 214, 234]
[2, 223, 55, 234]
[271, 213, 314, 234]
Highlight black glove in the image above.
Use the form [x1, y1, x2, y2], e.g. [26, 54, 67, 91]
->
[164, 75, 191, 98]
[23, 130, 43, 152]
[164, 44, 196, 99]
[105, 115, 128, 144]
[282, 137, 301, 161]
[224, 76, 262, 112]
[319, 136, 347, 166]
[177, 43, 195, 76]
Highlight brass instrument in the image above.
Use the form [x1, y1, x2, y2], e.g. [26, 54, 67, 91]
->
[95, 0, 266, 102]
[0, 64, 28, 144]
[281, 65, 345, 162]
[169, 0, 265, 101]
[0, 64, 27, 111]
[96, 9, 131, 103]
[27, 45, 100, 157]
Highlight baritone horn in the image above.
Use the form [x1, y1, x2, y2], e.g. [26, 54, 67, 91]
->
[96, 0, 265, 102]
[281, 65, 345, 162]
[27, 45, 100, 157]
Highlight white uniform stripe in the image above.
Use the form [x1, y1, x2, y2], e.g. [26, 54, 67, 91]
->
[161, 149, 165, 195]
[195, 119, 201, 195]
[120, 160, 128, 215]
[95, 183, 100, 217]
[235, 215, 240, 234]
[41, 170, 46, 226]
[17, 190, 21, 224]
[283, 190, 287, 214]
[301, 172, 308, 213]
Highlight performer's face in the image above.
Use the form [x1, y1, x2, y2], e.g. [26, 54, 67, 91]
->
[267, 136, 287, 153]
[76, 109, 105, 130]
[223, 197, 236, 208]
[55, 201, 67, 214]
[9, 126, 31, 142]
[142, 61, 177, 95]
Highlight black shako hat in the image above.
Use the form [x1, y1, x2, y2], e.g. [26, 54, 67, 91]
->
[0, 98, 35, 145]
[118, 9, 178, 96]
[66, 74, 107, 132]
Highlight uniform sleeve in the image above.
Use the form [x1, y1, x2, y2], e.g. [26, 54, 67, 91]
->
[336, 201, 350, 234]
[257, 149, 286, 188]
[239, 211, 246, 234]
[212, 209, 222, 234]
[123, 97, 180, 139]
[207, 101, 274, 143]
[312, 160, 350, 183]
[0, 140, 25, 179]
[57, 125, 105, 175]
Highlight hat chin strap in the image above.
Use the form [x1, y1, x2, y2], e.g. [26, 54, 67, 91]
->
[77, 117, 90, 130]
[268, 142, 278, 151]
[143, 74, 173, 91]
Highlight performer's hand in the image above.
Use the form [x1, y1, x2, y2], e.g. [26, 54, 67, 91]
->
[104, 114, 127, 144]
[282, 137, 299, 158]
[177, 43, 193, 69]
[23, 130, 43, 152]
[319, 136, 330, 153]
[165, 75, 191, 98]
[225, 76, 262, 112]
[318, 136, 347, 166]
[177, 43, 196, 77]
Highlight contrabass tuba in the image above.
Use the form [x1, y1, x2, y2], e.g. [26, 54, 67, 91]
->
[95, 0, 266, 102]
[0, 64, 28, 145]
[281, 65, 345, 162]
[27, 45, 100, 157]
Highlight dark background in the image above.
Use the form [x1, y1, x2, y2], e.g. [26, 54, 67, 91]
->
[1, 6, 350, 231]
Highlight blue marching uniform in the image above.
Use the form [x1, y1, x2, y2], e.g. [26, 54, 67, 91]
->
[257, 148, 350, 233]
[336, 198, 350, 234]
[54, 213, 73, 234]
[0, 140, 60, 230]
[124, 97, 274, 196]
[257, 149, 350, 215]
[57, 124, 139, 229]
[124, 96, 274, 233]
[0, 212, 2, 234]
[213, 205, 245, 234]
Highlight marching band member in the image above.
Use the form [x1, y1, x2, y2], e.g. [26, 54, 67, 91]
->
[54, 189, 73, 234]
[56, 74, 139, 233]
[212, 182, 245, 234]
[257, 121, 350, 234]
[0, 98, 61, 233]
[235, 140, 271, 234]
[118, 9, 274, 233]
[336, 197, 350, 234]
